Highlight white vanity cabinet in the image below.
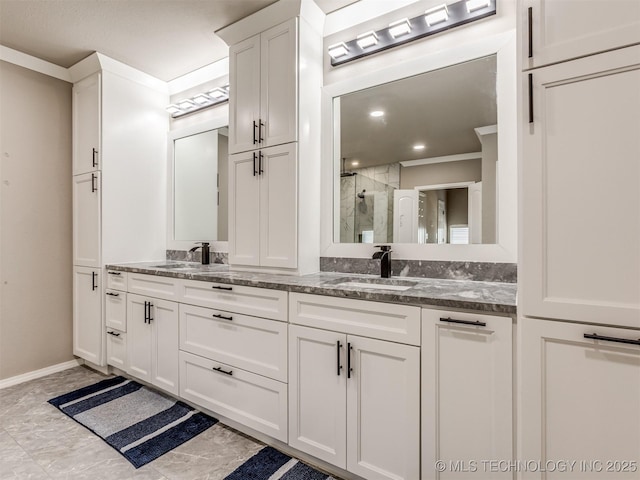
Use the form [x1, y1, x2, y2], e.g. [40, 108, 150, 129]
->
[521, 45, 640, 329]
[229, 143, 297, 268]
[421, 309, 513, 480]
[127, 293, 179, 395]
[178, 280, 289, 441]
[228, 18, 297, 154]
[70, 54, 167, 367]
[288, 293, 421, 480]
[522, 0, 640, 70]
[519, 318, 640, 480]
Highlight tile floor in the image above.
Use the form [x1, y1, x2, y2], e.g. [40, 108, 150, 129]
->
[0, 366, 280, 479]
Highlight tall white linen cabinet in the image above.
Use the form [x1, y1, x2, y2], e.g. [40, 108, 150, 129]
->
[519, 1, 640, 478]
[71, 54, 168, 368]
[218, 0, 324, 275]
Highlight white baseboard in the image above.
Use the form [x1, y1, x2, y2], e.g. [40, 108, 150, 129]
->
[0, 359, 82, 389]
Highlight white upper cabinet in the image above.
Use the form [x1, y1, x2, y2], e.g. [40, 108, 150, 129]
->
[229, 143, 297, 269]
[73, 73, 100, 175]
[229, 18, 297, 154]
[521, 45, 640, 328]
[522, 0, 640, 70]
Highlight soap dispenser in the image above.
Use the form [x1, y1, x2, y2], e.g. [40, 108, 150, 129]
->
[189, 242, 210, 265]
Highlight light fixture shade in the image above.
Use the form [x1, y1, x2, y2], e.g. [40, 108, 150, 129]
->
[177, 99, 197, 110]
[466, 0, 491, 12]
[328, 42, 349, 59]
[166, 104, 182, 115]
[425, 4, 449, 27]
[356, 31, 379, 49]
[208, 87, 228, 99]
[389, 18, 412, 38]
[192, 94, 211, 105]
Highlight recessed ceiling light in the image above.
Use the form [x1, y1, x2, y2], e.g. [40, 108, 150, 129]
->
[425, 4, 449, 27]
[328, 42, 349, 59]
[413, 144, 426, 150]
[370, 110, 384, 118]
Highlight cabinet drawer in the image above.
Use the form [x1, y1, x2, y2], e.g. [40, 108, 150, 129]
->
[106, 270, 127, 291]
[105, 290, 126, 331]
[179, 351, 287, 442]
[179, 304, 287, 382]
[106, 329, 126, 370]
[179, 280, 287, 321]
[289, 293, 421, 345]
[128, 273, 181, 301]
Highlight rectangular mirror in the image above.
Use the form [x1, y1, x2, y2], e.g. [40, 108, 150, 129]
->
[167, 120, 228, 250]
[335, 54, 497, 245]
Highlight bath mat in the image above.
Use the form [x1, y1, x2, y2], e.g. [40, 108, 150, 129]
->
[48, 375, 217, 468]
[225, 446, 336, 479]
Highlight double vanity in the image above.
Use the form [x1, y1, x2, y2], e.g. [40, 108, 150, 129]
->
[104, 261, 516, 480]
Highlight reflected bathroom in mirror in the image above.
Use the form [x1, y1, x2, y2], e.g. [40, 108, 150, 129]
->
[335, 55, 497, 245]
[168, 124, 229, 249]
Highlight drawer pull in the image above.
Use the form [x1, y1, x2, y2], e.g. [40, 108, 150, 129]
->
[212, 366, 233, 376]
[106, 292, 120, 297]
[212, 313, 233, 321]
[107, 331, 121, 337]
[336, 341, 343, 376]
[212, 285, 233, 291]
[584, 333, 640, 346]
[108, 271, 122, 276]
[527, 6, 533, 58]
[440, 317, 487, 327]
[347, 342, 353, 379]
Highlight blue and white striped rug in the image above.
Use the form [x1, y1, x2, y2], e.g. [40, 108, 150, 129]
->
[225, 446, 335, 479]
[48, 375, 217, 468]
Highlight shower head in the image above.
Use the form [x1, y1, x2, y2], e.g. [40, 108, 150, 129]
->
[357, 189, 366, 199]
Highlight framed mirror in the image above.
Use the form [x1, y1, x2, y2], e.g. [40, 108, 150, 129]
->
[321, 32, 517, 262]
[167, 118, 229, 251]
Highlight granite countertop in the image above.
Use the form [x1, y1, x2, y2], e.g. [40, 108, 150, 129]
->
[106, 261, 517, 314]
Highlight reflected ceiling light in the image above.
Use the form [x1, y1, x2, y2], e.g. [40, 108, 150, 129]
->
[356, 31, 379, 49]
[351, 160, 360, 166]
[165, 83, 230, 118]
[466, 0, 491, 12]
[370, 110, 385, 117]
[425, 4, 449, 26]
[389, 18, 412, 38]
[327, 0, 496, 67]
[413, 144, 426, 150]
[328, 42, 349, 59]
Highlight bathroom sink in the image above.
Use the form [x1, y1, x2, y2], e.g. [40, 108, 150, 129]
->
[324, 277, 418, 292]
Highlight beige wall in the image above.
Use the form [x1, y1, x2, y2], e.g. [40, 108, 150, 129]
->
[0, 61, 73, 380]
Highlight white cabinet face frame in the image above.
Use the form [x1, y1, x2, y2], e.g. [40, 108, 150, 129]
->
[522, 0, 640, 70]
[521, 45, 640, 328]
[519, 318, 640, 480]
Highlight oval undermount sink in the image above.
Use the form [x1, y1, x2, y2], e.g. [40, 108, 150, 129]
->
[324, 277, 418, 292]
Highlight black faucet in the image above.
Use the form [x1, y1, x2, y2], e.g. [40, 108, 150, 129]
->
[372, 245, 392, 278]
[189, 242, 210, 265]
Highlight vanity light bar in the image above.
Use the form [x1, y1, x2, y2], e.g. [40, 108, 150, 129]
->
[166, 84, 230, 118]
[328, 0, 496, 67]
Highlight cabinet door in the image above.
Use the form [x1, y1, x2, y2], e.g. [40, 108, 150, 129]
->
[260, 18, 297, 148]
[72, 172, 101, 267]
[523, 0, 640, 69]
[288, 325, 347, 468]
[346, 335, 420, 480]
[126, 294, 152, 383]
[228, 151, 261, 266]
[260, 143, 297, 268]
[151, 298, 179, 395]
[73, 73, 101, 175]
[422, 310, 513, 480]
[229, 34, 261, 154]
[73, 266, 102, 365]
[522, 45, 640, 328]
[520, 318, 640, 480]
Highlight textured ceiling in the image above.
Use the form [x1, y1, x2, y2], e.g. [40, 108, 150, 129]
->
[340, 55, 497, 168]
[0, 0, 359, 82]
